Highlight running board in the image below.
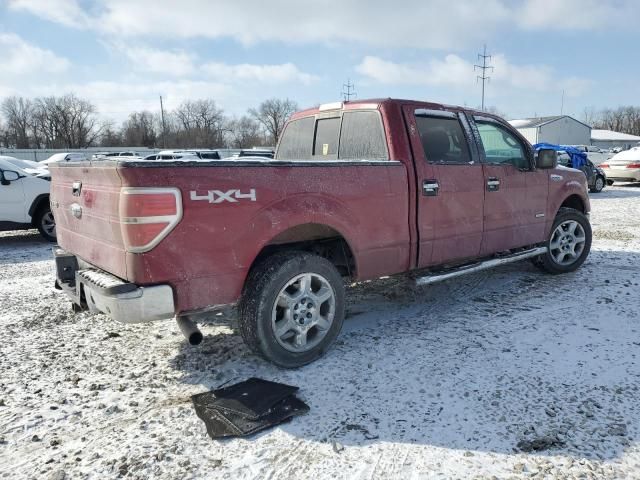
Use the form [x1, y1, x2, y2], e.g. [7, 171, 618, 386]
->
[415, 247, 547, 286]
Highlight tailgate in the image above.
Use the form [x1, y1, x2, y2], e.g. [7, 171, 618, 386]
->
[50, 161, 128, 279]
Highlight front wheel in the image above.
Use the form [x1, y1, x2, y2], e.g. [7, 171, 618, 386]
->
[533, 208, 592, 274]
[238, 251, 345, 368]
[590, 175, 605, 193]
[35, 205, 56, 242]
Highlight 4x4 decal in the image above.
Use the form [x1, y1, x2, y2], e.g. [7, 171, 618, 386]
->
[190, 189, 257, 204]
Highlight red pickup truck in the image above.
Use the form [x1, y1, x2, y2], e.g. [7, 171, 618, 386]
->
[50, 99, 592, 367]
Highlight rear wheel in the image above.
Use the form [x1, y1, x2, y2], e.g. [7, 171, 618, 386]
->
[590, 175, 605, 193]
[238, 251, 345, 368]
[533, 208, 591, 274]
[35, 205, 56, 242]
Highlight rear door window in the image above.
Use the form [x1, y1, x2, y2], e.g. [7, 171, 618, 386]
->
[339, 111, 388, 160]
[313, 117, 340, 158]
[415, 114, 472, 164]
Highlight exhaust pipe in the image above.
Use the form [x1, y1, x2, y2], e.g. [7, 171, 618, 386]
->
[176, 316, 203, 345]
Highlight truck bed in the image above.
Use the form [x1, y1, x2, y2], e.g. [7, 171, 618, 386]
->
[50, 158, 411, 313]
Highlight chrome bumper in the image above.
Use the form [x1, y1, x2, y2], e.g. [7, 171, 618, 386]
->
[53, 247, 175, 323]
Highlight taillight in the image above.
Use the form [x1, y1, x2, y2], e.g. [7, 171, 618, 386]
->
[626, 163, 640, 169]
[600, 163, 609, 168]
[119, 188, 182, 253]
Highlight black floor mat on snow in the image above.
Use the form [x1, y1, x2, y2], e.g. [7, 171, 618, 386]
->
[192, 378, 309, 439]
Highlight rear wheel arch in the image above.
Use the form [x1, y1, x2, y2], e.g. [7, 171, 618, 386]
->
[248, 223, 357, 280]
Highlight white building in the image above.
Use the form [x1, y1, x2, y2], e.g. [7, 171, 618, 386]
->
[591, 129, 640, 150]
[509, 115, 591, 146]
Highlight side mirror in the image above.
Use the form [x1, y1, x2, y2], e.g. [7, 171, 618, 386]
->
[536, 149, 557, 169]
[1, 170, 20, 185]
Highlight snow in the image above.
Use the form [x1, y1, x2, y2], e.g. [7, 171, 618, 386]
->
[592, 130, 640, 142]
[2, 185, 640, 479]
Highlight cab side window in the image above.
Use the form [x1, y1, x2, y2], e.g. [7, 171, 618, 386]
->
[415, 115, 472, 164]
[475, 121, 530, 170]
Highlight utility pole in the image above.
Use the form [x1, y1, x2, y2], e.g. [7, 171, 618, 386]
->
[474, 44, 493, 111]
[560, 89, 565, 115]
[342, 79, 357, 101]
[159, 95, 167, 148]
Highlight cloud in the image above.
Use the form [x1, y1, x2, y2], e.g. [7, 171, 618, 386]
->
[7, 0, 90, 27]
[10, 0, 640, 49]
[356, 54, 591, 96]
[516, 0, 639, 30]
[0, 33, 70, 75]
[201, 62, 318, 84]
[111, 43, 196, 76]
[32, 80, 232, 119]
[8, 0, 510, 49]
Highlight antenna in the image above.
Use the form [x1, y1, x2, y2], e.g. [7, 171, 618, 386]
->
[342, 78, 357, 101]
[474, 44, 493, 111]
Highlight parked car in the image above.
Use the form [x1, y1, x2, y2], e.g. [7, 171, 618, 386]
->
[156, 149, 221, 160]
[3, 157, 49, 177]
[42, 152, 89, 165]
[237, 148, 274, 159]
[144, 152, 200, 161]
[599, 147, 640, 183]
[557, 150, 607, 193]
[95, 151, 139, 159]
[0, 156, 55, 241]
[49, 99, 592, 367]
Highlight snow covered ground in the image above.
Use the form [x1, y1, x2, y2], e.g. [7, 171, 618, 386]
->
[1, 185, 640, 480]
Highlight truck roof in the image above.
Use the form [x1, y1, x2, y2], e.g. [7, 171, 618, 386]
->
[290, 98, 487, 120]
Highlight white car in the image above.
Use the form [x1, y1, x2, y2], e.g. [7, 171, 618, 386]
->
[3, 157, 50, 177]
[41, 152, 89, 165]
[0, 156, 55, 241]
[600, 147, 640, 183]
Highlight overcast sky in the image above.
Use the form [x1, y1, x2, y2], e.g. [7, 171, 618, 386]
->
[1, 0, 637, 123]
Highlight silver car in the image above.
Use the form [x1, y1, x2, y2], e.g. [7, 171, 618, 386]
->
[601, 147, 640, 183]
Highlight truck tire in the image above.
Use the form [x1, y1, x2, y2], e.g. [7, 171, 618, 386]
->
[589, 175, 605, 193]
[34, 205, 56, 242]
[238, 251, 345, 368]
[533, 207, 591, 275]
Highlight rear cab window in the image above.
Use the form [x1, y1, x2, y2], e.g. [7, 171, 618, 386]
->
[276, 110, 388, 161]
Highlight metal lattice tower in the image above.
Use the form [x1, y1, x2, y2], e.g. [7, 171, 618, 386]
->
[342, 79, 357, 102]
[474, 45, 493, 111]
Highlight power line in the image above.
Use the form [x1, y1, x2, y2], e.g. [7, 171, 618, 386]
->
[342, 79, 357, 101]
[474, 44, 493, 111]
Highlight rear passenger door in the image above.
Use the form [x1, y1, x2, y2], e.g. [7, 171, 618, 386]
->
[404, 107, 485, 267]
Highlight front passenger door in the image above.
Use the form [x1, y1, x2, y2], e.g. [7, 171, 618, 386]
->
[472, 118, 548, 254]
[0, 169, 27, 223]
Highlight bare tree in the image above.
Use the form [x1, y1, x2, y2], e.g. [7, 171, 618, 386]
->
[174, 99, 228, 148]
[122, 111, 156, 147]
[33, 94, 102, 148]
[229, 116, 265, 148]
[99, 121, 123, 147]
[1, 96, 34, 148]
[249, 98, 298, 145]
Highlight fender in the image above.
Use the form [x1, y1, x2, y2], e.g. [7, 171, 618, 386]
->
[546, 172, 590, 234]
[239, 193, 362, 276]
[28, 194, 50, 219]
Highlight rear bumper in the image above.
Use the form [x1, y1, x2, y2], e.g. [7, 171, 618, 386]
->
[606, 168, 640, 182]
[53, 247, 175, 323]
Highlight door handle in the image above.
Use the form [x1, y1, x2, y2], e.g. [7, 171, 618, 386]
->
[423, 179, 439, 196]
[487, 177, 500, 192]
